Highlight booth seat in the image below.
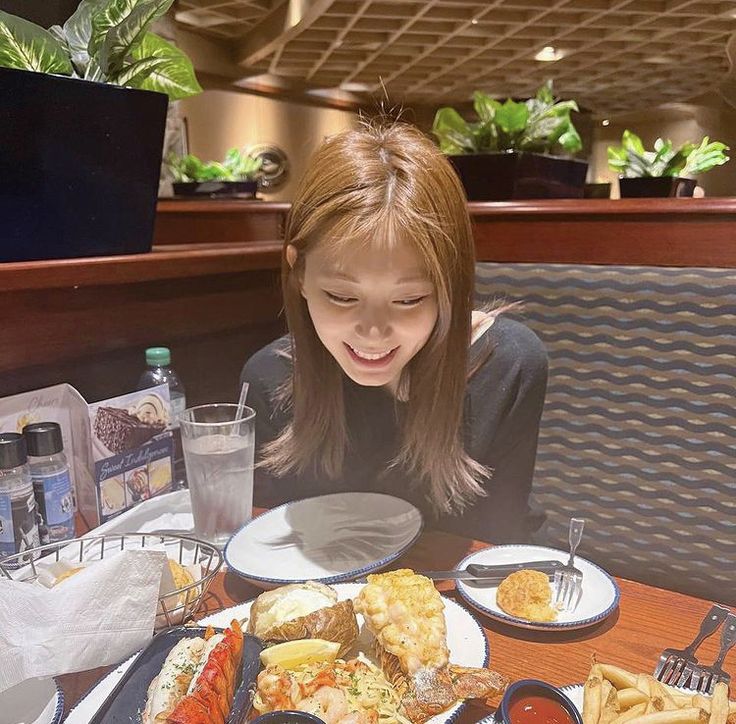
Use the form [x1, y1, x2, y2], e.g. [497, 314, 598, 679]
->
[476, 262, 736, 605]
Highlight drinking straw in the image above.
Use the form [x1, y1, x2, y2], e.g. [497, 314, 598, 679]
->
[236, 381, 249, 418]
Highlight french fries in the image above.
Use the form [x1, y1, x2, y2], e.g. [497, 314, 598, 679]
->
[583, 664, 736, 724]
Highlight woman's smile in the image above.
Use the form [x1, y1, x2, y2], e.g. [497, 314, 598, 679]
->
[344, 342, 399, 366]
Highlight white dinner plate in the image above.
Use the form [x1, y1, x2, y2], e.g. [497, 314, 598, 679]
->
[224, 492, 423, 587]
[456, 545, 620, 631]
[66, 582, 490, 724]
[479, 684, 582, 723]
[0, 677, 64, 724]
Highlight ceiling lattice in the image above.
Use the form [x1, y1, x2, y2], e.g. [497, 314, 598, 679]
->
[174, 0, 736, 115]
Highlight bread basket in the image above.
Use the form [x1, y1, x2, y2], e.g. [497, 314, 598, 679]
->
[0, 532, 223, 628]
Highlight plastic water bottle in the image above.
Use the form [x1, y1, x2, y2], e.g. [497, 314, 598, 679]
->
[138, 347, 187, 488]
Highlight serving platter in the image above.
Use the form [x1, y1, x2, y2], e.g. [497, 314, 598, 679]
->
[67, 582, 490, 724]
[456, 545, 620, 631]
[225, 492, 423, 587]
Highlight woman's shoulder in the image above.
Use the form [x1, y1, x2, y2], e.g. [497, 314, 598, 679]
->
[240, 334, 292, 390]
[471, 315, 548, 387]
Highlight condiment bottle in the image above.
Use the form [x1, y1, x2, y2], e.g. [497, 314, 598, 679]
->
[23, 422, 75, 545]
[0, 433, 41, 566]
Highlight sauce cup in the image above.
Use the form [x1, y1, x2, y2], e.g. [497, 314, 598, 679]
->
[499, 679, 583, 724]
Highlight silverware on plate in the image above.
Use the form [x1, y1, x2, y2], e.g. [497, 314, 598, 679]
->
[552, 517, 585, 612]
[354, 560, 564, 585]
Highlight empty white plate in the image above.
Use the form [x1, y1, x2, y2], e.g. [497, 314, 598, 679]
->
[456, 545, 619, 631]
[0, 677, 63, 724]
[224, 492, 423, 587]
[67, 582, 489, 724]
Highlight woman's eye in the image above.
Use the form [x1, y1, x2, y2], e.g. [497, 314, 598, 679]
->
[395, 296, 427, 307]
[325, 291, 356, 304]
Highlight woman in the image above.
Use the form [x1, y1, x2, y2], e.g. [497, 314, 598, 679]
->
[241, 121, 548, 543]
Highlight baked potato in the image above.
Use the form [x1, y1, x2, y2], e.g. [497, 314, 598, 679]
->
[247, 581, 359, 656]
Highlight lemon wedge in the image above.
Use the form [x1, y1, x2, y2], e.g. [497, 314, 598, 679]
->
[260, 638, 341, 669]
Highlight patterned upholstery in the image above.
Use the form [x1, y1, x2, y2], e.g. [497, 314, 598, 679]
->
[476, 262, 736, 605]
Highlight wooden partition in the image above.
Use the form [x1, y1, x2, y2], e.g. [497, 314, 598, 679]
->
[2, 197, 736, 404]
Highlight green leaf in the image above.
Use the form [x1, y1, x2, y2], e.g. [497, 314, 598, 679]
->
[494, 99, 528, 135]
[621, 130, 645, 156]
[536, 79, 554, 105]
[62, 0, 99, 76]
[94, 0, 173, 75]
[0, 10, 73, 74]
[681, 137, 730, 176]
[472, 91, 500, 124]
[114, 56, 167, 86]
[432, 107, 476, 154]
[128, 32, 202, 99]
[557, 123, 582, 154]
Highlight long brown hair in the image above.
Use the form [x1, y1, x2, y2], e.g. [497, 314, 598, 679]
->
[261, 120, 488, 515]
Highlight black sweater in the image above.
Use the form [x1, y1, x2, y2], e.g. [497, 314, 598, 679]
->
[240, 316, 548, 543]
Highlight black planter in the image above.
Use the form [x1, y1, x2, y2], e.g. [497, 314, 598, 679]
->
[584, 182, 612, 199]
[172, 180, 259, 198]
[619, 176, 697, 198]
[448, 152, 588, 201]
[0, 67, 168, 262]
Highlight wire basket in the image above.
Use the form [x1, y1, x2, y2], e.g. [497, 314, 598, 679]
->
[0, 532, 223, 629]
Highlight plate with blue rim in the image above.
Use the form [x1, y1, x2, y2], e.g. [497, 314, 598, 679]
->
[224, 492, 423, 589]
[0, 677, 64, 724]
[66, 582, 489, 724]
[455, 545, 619, 631]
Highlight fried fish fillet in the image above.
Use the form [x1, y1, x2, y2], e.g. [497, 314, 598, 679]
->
[354, 569, 507, 723]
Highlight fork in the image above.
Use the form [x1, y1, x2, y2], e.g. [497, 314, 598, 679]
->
[679, 611, 736, 694]
[654, 604, 729, 686]
[552, 517, 585, 612]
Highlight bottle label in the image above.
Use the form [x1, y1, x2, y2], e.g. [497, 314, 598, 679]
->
[0, 490, 41, 562]
[32, 470, 75, 545]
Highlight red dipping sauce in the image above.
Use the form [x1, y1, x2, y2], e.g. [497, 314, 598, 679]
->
[508, 695, 575, 724]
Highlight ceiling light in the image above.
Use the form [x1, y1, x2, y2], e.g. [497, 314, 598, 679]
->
[340, 82, 370, 92]
[602, 119, 610, 126]
[534, 46, 565, 62]
[644, 55, 671, 64]
[470, 18, 479, 25]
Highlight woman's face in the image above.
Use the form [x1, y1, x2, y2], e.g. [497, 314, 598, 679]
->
[293, 238, 439, 394]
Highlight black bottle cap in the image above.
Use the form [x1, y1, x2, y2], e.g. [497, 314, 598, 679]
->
[0, 433, 28, 469]
[23, 422, 64, 457]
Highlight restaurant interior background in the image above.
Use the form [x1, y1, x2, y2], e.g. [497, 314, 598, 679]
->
[7, 0, 736, 199]
[2, 0, 736, 404]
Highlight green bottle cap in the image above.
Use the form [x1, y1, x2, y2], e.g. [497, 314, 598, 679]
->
[145, 347, 171, 365]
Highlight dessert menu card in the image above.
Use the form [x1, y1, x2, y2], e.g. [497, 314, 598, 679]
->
[0, 384, 174, 531]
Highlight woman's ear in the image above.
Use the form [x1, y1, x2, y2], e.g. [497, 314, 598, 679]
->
[286, 244, 298, 268]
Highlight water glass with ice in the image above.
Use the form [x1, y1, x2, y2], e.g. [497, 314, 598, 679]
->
[179, 404, 255, 547]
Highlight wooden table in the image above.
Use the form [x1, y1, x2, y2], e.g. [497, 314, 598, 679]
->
[58, 529, 735, 722]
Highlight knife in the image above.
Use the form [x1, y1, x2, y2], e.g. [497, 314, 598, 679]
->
[415, 559, 565, 585]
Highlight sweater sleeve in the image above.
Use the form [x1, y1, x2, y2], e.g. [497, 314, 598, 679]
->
[239, 336, 298, 507]
[455, 317, 549, 543]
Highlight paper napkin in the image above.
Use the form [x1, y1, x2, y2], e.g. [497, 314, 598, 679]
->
[0, 548, 165, 694]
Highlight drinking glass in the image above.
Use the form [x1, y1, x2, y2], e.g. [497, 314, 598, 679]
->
[179, 404, 255, 547]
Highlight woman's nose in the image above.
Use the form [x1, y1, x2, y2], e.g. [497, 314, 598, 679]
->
[354, 308, 392, 339]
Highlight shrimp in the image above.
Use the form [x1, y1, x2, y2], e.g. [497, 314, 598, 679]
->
[256, 665, 296, 711]
[297, 686, 350, 724]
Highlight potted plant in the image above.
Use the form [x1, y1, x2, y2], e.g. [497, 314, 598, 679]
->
[431, 80, 587, 201]
[167, 149, 263, 198]
[0, 1, 202, 262]
[607, 131, 729, 198]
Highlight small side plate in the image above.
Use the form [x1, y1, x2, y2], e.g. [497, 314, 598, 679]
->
[87, 625, 263, 724]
